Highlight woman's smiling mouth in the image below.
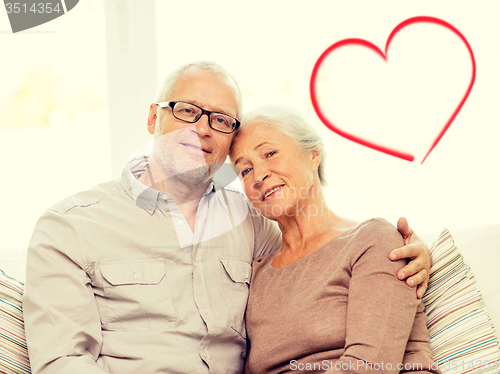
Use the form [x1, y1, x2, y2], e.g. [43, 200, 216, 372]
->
[263, 185, 284, 201]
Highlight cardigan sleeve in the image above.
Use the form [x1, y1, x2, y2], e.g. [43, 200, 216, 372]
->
[325, 219, 439, 374]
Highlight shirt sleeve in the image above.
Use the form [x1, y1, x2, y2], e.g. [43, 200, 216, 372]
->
[251, 210, 282, 259]
[325, 219, 438, 374]
[23, 210, 110, 374]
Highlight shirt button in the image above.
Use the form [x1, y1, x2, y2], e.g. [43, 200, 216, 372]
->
[203, 309, 208, 315]
[176, 220, 184, 226]
[133, 273, 139, 280]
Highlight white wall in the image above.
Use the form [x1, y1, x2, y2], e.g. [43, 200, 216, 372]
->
[153, 0, 500, 234]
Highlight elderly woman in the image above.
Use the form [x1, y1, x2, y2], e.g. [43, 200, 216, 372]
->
[230, 106, 439, 374]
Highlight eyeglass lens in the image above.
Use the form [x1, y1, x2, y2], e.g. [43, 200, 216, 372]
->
[172, 102, 236, 133]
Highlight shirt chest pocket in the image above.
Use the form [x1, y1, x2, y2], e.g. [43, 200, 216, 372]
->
[99, 259, 177, 331]
[220, 257, 252, 339]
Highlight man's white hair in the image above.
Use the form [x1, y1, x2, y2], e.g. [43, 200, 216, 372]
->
[154, 61, 243, 118]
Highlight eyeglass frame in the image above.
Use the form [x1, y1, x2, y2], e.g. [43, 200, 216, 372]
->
[156, 101, 241, 134]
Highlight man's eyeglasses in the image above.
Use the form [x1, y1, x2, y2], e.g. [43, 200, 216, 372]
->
[156, 101, 240, 134]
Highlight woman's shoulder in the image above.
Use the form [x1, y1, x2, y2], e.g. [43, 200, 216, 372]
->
[354, 217, 402, 238]
[346, 218, 404, 257]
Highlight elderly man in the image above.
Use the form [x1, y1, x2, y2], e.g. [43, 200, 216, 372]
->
[23, 61, 430, 374]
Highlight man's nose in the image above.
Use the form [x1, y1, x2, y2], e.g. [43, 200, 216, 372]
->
[195, 114, 212, 137]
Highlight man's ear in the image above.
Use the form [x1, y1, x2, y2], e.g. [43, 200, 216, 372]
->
[147, 104, 157, 135]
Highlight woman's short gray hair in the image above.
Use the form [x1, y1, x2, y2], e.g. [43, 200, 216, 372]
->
[154, 61, 243, 118]
[235, 105, 327, 185]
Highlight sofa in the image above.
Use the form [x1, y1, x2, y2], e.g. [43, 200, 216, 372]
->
[1, 225, 499, 374]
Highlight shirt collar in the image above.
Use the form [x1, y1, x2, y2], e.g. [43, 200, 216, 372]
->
[122, 152, 216, 213]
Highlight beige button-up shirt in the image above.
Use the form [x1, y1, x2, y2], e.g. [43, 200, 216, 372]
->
[23, 160, 281, 374]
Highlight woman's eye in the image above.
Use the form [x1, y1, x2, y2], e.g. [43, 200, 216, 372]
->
[266, 151, 276, 157]
[241, 168, 252, 177]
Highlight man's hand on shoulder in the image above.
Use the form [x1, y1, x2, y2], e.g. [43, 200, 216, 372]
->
[389, 217, 431, 299]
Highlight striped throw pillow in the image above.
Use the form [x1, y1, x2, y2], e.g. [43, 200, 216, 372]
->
[423, 228, 500, 373]
[0, 270, 30, 374]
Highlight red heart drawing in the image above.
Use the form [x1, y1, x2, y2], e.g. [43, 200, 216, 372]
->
[309, 16, 476, 164]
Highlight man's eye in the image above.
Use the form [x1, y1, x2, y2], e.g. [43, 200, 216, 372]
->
[266, 151, 276, 157]
[213, 115, 231, 127]
[180, 108, 194, 114]
[214, 116, 226, 124]
[241, 168, 252, 177]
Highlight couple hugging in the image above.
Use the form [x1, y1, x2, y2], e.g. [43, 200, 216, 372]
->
[24, 61, 439, 374]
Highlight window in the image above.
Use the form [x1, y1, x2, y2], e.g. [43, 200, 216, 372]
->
[0, 0, 109, 280]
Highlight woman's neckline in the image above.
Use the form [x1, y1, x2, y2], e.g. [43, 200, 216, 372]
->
[270, 220, 363, 270]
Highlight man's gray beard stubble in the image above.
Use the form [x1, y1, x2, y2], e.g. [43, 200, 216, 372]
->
[151, 138, 211, 187]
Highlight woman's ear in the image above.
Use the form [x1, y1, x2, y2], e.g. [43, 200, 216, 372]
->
[147, 104, 157, 135]
[311, 149, 321, 172]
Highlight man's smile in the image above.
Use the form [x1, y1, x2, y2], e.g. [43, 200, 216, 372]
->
[180, 142, 211, 153]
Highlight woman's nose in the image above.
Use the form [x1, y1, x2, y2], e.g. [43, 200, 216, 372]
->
[253, 165, 270, 186]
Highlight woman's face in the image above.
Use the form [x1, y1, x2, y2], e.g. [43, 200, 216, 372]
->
[230, 123, 320, 221]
